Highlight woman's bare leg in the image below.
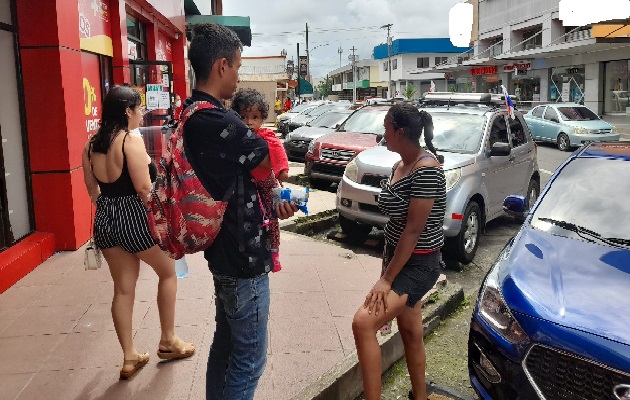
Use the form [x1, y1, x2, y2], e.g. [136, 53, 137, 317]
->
[352, 291, 408, 400]
[103, 246, 141, 369]
[136, 245, 177, 343]
[397, 302, 427, 400]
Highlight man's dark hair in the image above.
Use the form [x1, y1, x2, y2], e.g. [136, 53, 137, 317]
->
[189, 23, 243, 84]
[231, 89, 269, 120]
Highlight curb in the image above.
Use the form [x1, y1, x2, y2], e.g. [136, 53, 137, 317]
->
[291, 284, 466, 400]
[280, 211, 338, 236]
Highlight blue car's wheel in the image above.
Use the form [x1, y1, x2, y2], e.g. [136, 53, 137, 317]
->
[557, 133, 571, 152]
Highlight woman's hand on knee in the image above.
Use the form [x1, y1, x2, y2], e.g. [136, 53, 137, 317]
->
[364, 278, 392, 316]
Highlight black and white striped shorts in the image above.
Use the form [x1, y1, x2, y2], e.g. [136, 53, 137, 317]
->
[94, 195, 156, 254]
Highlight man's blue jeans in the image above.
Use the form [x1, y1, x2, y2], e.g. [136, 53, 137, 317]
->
[206, 273, 270, 400]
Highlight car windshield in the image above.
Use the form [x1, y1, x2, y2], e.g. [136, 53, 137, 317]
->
[290, 103, 315, 113]
[420, 112, 487, 154]
[307, 105, 338, 117]
[530, 158, 630, 243]
[556, 106, 599, 121]
[338, 108, 388, 134]
[308, 111, 351, 128]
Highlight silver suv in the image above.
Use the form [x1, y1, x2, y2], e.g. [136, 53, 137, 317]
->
[335, 92, 540, 264]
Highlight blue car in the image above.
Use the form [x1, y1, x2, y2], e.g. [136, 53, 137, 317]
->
[468, 142, 630, 400]
[523, 104, 620, 151]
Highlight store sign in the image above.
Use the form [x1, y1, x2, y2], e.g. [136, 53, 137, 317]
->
[444, 72, 454, 80]
[157, 31, 173, 62]
[485, 73, 499, 83]
[503, 63, 532, 72]
[470, 66, 497, 76]
[78, 0, 113, 56]
[82, 52, 103, 135]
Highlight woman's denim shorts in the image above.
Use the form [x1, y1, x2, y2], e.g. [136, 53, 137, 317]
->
[382, 244, 443, 308]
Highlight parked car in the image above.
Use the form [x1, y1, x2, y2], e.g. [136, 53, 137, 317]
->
[283, 109, 354, 161]
[336, 92, 540, 264]
[304, 105, 391, 189]
[523, 103, 620, 151]
[468, 141, 630, 400]
[287, 103, 349, 133]
[276, 103, 319, 136]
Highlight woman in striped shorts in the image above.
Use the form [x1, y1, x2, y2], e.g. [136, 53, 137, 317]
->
[352, 104, 447, 400]
[82, 85, 194, 379]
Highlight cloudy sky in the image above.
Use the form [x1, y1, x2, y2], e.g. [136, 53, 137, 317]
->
[223, 0, 464, 79]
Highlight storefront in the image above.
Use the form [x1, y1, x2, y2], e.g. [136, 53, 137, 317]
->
[550, 65, 586, 105]
[0, 0, 188, 293]
[470, 66, 503, 94]
[603, 60, 630, 114]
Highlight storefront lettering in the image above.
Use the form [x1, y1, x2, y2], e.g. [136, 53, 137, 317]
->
[503, 63, 531, 72]
[83, 78, 99, 132]
[470, 66, 497, 75]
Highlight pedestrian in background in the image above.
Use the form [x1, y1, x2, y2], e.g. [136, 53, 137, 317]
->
[232, 88, 290, 272]
[82, 85, 195, 380]
[352, 104, 446, 400]
[274, 96, 282, 116]
[185, 23, 297, 400]
[284, 96, 292, 112]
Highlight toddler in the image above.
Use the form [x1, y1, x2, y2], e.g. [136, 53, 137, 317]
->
[232, 89, 289, 272]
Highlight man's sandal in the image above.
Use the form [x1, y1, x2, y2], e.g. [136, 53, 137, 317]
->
[157, 336, 195, 361]
[119, 353, 150, 380]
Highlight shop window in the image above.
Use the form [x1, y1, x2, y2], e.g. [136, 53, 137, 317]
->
[550, 66, 585, 104]
[510, 117, 527, 147]
[604, 60, 630, 114]
[489, 116, 509, 147]
[522, 27, 542, 50]
[544, 107, 559, 123]
[417, 57, 429, 68]
[126, 14, 147, 60]
[392, 59, 398, 70]
[532, 106, 545, 118]
[383, 61, 388, 71]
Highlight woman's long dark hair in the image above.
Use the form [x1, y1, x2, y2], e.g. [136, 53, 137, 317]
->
[387, 104, 443, 163]
[90, 85, 142, 154]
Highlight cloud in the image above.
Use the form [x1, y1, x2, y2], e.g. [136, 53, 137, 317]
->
[222, 0, 463, 78]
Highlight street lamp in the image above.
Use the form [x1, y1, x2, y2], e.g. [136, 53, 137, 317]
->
[380, 24, 393, 98]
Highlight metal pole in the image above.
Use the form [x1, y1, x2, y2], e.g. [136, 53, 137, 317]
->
[296, 42, 300, 104]
[351, 46, 357, 104]
[381, 24, 393, 98]
[306, 23, 310, 82]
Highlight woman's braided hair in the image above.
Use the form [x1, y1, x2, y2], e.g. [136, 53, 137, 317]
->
[388, 103, 443, 163]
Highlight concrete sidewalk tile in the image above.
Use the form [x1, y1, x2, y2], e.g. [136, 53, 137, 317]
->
[140, 298, 211, 330]
[0, 308, 27, 335]
[35, 281, 109, 307]
[253, 360, 274, 400]
[61, 262, 112, 284]
[15, 368, 118, 400]
[0, 285, 51, 311]
[12, 266, 67, 288]
[0, 372, 35, 400]
[332, 316, 357, 356]
[326, 290, 367, 317]
[1, 304, 89, 337]
[270, 316, 342, 353]
[270, 350, 345, 400]
[270, 291, 329, 323]
[269, 268, 322, 293]
[41, 331, 126, 371]
[0, 333, 67, 374]
[73, 301, 151, 333]
[176, 275, 215, 300]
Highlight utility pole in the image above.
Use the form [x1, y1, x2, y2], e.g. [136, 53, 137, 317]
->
[296, 42, 300, 104]
[338, 44, 343, 67]
[350, 46, 357, 104]
[380, 24, 393, 98]
[305, 23, 310, 82]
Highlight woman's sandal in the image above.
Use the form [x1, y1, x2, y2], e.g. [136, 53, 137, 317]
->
[119, 353, 150, 380]
[157, 336, 195, 361]
[379, 321, 392, 336]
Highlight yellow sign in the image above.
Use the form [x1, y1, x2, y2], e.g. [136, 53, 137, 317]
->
[592, 25, 630, 38]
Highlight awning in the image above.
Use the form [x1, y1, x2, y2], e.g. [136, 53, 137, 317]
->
[185, 15, 252, 47]
[298, 78, 313, 95]
[493, 37, 630, 61]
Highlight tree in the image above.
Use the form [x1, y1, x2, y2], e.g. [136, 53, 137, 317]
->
[404, 84, 417, 100]
[317, 76, 334, 98]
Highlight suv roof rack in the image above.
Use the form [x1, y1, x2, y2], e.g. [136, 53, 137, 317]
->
[420, 92, 516, 108]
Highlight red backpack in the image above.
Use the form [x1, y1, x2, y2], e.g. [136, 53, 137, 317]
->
[147, 101, 232, 259]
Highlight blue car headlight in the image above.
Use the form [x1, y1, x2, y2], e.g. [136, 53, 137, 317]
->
[478, 252, 529, 344]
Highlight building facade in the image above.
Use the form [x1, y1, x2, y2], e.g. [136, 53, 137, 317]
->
[237, 55, 290, 123]
[0, 0, 190, 293]
[329, 59, 385, 101]
[419, 0, 630, 117]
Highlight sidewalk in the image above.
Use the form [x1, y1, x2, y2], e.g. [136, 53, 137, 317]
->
[0, 180, 456, 400]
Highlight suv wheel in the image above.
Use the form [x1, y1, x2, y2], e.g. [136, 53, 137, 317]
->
[447, 201, 481, 264]
[557, 133, 571, 152]
[339, 215, 372, 238]
[517, 178, 540, 222]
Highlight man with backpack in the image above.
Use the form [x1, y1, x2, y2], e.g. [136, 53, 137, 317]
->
[184, 24, 297, 399]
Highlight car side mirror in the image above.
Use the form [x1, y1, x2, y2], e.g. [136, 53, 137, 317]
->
[490, 142, 511, 156]
[376, 134, 384, 143]
[503, 195, 527, 219]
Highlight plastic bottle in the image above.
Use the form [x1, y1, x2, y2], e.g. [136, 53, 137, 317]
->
[175, 256, 189, 279]
[272, 187, 309, 215]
